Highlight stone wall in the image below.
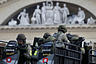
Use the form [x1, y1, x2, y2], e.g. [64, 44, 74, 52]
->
[0, 0, 19, 8]
[0, 25, 96, 45]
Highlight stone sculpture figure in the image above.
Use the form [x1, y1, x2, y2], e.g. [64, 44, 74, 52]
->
[72, 8, 85, 24]
[26, 13, 30, 23]
[31, 17, 36, 24]
[45, 0, 54, 25]
[41, 2, 46, 24]
[33, 5, 41, 24]
[61, 4, 70, 24]
[87, 16, 96, 24]
[17, 9, 30, 25]
[8, 19, 17, 26]
[53, 2, 62, 24]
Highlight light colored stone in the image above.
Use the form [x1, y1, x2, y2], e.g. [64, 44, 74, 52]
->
[71, 8, 85, 24]
[0, 0, 96, 25]
[17, 9, 30, 25]
[53, 2, 62, 24]
[45, 0, 54, 25]
[8, 19, 17, 25]
[61, 4, 69, 24]
[87, 16, 96, 24]
[32, 5, 41, 24]
[41, 2, 46, 24]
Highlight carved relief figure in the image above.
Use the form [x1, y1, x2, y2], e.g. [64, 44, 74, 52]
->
[6, 0, 96, 26]
[45, 0, 54, 24]
[8, 19, 17, 26]
[53, 2, 62, 24]
[41, 2, 46, 24]
[33, 5, 41, 24]
[17, 9, 30, 25]
[61, 4, 69, 24]
[87, 17, 96, 24]
[31, 17, 36, 24]
[26, 13, 30, 23]
[72, 8, 85, 24]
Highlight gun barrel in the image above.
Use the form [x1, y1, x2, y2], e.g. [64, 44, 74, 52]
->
[0, 40, 8, 43]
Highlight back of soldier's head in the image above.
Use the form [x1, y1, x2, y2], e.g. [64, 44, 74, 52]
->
[58, 25, 67, 33]
[70, 36, 79, 44]
[43, 32, 51, 39]
[38, 38, 45, 44]
[46, 36, 56, 42]
[72, 34, 79, 38]
[71, 37, 78, 41]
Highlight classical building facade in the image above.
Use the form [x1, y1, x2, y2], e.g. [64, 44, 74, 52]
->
[0, 0, 96, 50]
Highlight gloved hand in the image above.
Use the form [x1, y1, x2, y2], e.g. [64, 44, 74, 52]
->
[24, 53, 32, 60]
[31, 55, 38, 60]
[17, 46, 27, 51]
[24, 53, 38, 61]
[17, 46, 21, 49]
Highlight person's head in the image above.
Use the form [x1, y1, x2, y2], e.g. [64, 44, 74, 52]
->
[48, 3, 51, 6]
[11, 19, 14, 21]
[63, 4, 66, 7]
[38, 38, 45, 44]
[58, 25, 67, 33]
[72, 34, 79, 38]
[46, 36, 56, 43]
[78, 7, 81, 11]
[43, 32, 51, 39]
[71, 37, 78, 41]
[70, 34, 79, 44]
[90, 16, 93, 20]
[56, 2, 59, 6]
[37, 5, 40, 9]
[23, 9, 26, 12]
[16, 34, 26, 45]
[43, 2, 45, 6]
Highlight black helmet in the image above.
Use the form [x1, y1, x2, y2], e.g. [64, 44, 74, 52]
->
[43, 33, 51, 39]
[71, 37, 79, 41]
[16, 34, 26, 40]
[58, 25, 67, 33]
[72, 34, 79, 37]
[38, 38, 45, 44]
[46, 36, 56, 42]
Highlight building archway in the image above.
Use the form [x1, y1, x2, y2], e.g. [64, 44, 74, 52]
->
[1, 1, 96, 25]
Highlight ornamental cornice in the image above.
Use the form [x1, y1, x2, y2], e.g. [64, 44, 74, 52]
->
[0, 25, 96, 30]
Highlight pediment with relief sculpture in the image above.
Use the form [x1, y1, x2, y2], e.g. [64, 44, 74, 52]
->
[1, 0, 96, 27]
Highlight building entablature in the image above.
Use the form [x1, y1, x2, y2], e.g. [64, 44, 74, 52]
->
[0, 25, 96, 31]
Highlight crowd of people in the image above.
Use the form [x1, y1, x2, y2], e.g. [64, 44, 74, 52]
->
[16, 25, 91, 64]
[16, 25, 70, 64]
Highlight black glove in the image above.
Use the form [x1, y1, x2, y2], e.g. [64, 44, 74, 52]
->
[31, 55, 38, 60]
[24, 53, 32, 60]
[17, 46, 27, 52]
[24, 53, 38, 61]
[17, 46, 21, 49]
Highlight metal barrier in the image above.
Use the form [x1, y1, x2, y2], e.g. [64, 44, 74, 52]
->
[54, 41, 82, 64]
[88, 49, 96, 64]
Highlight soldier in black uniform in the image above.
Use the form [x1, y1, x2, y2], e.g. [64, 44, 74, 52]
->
[16, 34, 37, 64]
